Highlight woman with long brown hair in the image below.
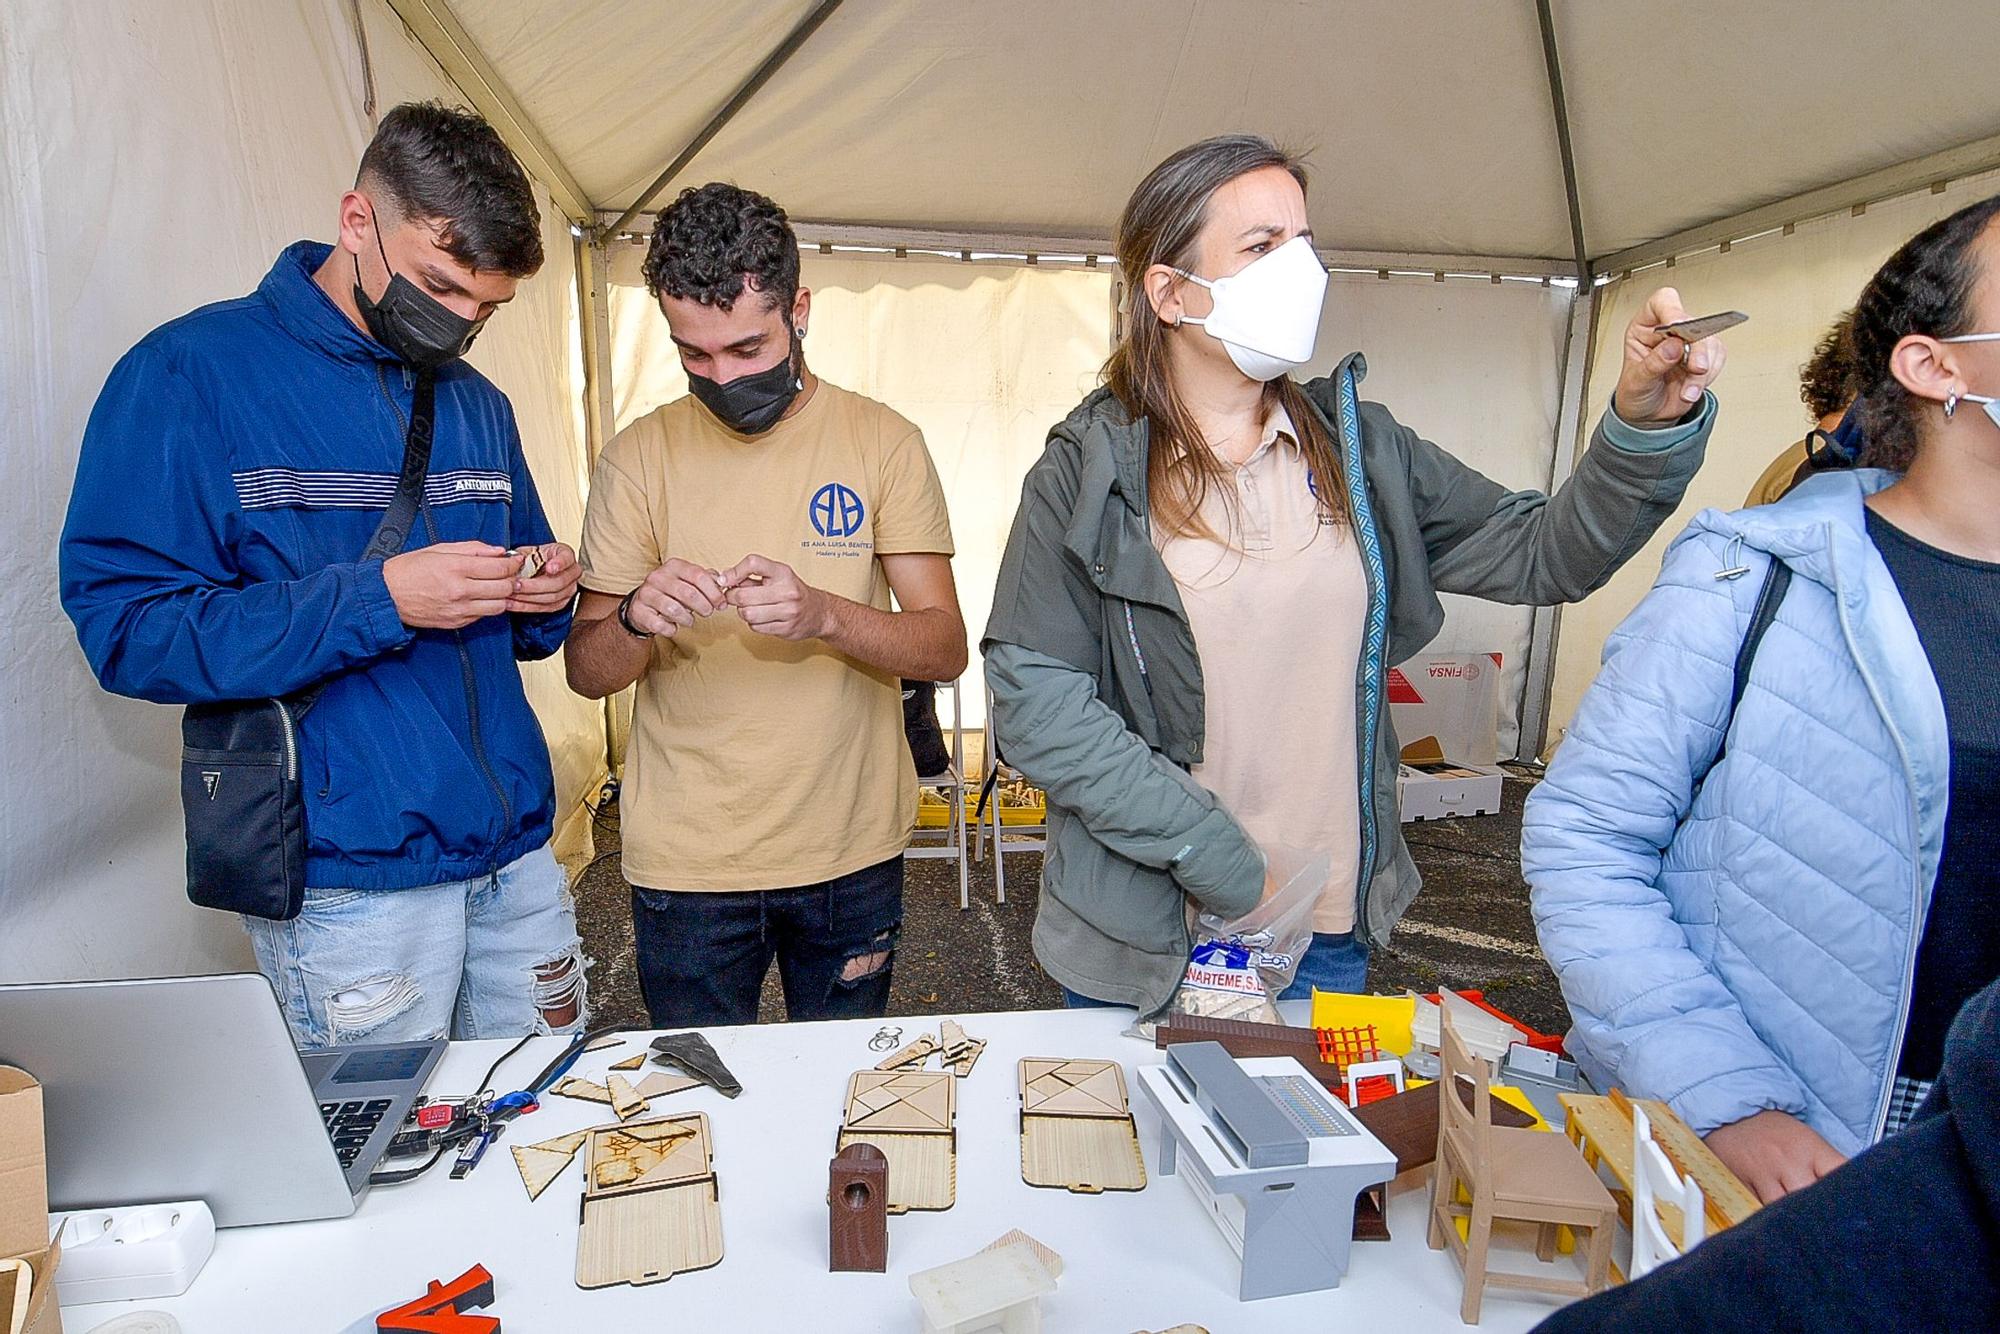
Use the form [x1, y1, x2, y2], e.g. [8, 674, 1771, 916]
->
[984, 134, 1726, 1015]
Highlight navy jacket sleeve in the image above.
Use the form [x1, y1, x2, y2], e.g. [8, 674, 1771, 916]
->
[59, 343, 414, 703]
[503, 409, 574, 662]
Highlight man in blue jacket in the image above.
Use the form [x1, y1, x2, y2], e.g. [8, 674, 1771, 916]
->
[59, 102, 586, 1048]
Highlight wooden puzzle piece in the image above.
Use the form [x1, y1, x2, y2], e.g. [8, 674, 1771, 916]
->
[1019, 1058, 1129, 1118]
[636, 1072, 699, 1100]
[1020, 1110, 1147, 1193]
[511, 1128, 591, 1201]
[875, 1033, 939, 1072]
[607, 1073, 647, 1120]
[588, 1117, 706, 1195]
[551, 1076, 613, 1105]
[609, 1054, 645, 1072]
[844, 1071, 954, 1133]
[943, 1038, 986, 1077]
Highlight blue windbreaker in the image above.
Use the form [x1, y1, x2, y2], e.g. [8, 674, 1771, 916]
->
[60, 241, 572, 890]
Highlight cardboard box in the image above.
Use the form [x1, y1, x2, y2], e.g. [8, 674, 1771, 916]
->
[1396, 762, 1504, 823]
[1388, 652, 1502, 767]
[1, 1066, 63, 1334]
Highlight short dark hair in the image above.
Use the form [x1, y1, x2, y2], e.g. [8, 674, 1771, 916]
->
[356, 101, 544, 277]
[1850, 193, 2000, 470]
[1798, 311, 1861, 421]
[642, 182, 799, 313]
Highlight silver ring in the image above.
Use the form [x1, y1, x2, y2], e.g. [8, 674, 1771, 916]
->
[867, 1026, 903, 1052]
[1946, 393, 1960, 419]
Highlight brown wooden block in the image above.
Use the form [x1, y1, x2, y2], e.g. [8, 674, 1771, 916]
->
[828, 1142, 889, 1272]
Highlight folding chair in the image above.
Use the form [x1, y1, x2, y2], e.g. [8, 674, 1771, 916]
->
[976, 683, 1045, 905]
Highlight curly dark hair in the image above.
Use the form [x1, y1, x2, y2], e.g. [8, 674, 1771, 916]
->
[642, 182, 799, 312]
[1849, 193, 2000, 471]
[356, 101, 543, 277]
[1798, 311, 1861, 421]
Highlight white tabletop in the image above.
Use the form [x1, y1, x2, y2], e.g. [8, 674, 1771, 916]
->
[64, 1008, 1578, 1333]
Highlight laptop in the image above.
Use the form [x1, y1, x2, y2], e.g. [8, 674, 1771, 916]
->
[0, 974, 444, 1227]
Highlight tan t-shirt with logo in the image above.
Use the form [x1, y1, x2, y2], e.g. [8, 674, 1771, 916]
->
[578, 380, 955, 891]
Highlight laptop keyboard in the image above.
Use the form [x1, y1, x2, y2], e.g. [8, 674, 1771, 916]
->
[321, 1098, 394, 1168]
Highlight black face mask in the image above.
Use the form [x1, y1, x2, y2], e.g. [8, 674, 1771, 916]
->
[351, 214, 486, 370]
[687, 326, 803, 435]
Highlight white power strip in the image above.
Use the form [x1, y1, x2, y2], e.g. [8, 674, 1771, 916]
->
[48, 1201, 215, 1305]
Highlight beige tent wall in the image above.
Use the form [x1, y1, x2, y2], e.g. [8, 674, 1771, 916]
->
[1304, 272, 1572, 754]
[606, 246, 1116, 731]
[1545, 167, 2000, 751]
[606, 252, 1569, 747]
[0, 0, 597, 981]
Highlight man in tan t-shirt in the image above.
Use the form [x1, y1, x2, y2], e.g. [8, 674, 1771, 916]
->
[566, 183, 967, 1027]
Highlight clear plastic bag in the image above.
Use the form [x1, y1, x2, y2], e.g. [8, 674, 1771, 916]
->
[1158, 843, 1331, 1028]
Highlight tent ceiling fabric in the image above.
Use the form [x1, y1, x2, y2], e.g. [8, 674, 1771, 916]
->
[446, 0, 2000, 265]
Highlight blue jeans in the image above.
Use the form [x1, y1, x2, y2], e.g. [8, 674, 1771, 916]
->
[1279, 931, 1372, 1001]
[1064, 931, 1370, 1009]
[243, 843, 588, 1050]
[631, 856, 904, 1027]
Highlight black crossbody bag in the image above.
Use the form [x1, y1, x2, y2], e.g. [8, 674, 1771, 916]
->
[179, 371, 436, 920]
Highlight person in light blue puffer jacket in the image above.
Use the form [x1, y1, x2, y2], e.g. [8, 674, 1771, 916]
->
[1526, 191, 2000, 1207]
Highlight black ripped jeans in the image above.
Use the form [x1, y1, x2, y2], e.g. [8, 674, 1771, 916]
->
[630, 856, 903, 1027]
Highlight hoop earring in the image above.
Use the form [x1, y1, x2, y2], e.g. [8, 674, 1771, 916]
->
[1945, 392, 1961, 419]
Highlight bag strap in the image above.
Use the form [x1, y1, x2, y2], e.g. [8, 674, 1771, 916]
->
[361, 369, 437, 562]
[1707, 557, 1792, 774]
[293, 369, 438, 713]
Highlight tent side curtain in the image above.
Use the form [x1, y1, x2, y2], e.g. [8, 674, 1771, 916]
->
[606, 243, 1568, 747]
[1545, 164, 2000, 752]
[0, 0, 598, 982]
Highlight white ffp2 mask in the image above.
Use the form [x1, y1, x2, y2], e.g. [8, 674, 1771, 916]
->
[1174, 234, 1328, 381]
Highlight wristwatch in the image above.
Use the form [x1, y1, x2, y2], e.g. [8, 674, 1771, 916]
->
[616, 589, 654, 640]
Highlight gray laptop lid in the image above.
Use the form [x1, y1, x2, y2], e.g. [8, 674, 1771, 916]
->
[0, 973, 358, 1226]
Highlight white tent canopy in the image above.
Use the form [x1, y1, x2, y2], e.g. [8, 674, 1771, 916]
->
[6, 0, 2000, 982]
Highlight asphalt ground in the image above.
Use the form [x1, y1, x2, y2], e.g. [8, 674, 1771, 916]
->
[569, 771, 1567, 1037]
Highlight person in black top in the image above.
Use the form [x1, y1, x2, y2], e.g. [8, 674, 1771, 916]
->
[1864, 511, 2000, 1118]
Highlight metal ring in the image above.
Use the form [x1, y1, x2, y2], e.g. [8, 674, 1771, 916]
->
[867, 1026, 903, 1053]
[1945, 392, 1960, 419]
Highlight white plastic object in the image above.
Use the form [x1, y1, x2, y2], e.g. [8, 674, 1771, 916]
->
[84, 1316, 184, 1334]
[1343, 1057, 1406, 1105]
[47, 1201, 215, 1305]
[1630, 1106, 1706, 1278]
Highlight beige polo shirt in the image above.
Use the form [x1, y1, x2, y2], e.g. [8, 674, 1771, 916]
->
[578, 380, 955, 890]
[1155, 409, 1369, 934]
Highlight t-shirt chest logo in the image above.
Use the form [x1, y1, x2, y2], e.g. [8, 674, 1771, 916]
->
[803, 481, 872, 558]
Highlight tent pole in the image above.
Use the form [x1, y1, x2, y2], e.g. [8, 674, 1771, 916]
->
[600, 0, 845, 240]
[1516, 285, 1601, 763]
[1534, 0, 1590, 282]
[574, 236, 617, 461]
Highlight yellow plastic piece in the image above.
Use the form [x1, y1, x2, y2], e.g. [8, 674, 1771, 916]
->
[1309, 990, 1418, 1056]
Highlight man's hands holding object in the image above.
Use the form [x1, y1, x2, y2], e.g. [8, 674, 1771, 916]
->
[386, 541, 580, 629]
[620, 554, 828, 643]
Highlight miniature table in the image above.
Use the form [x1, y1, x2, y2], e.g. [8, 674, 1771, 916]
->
[67, 1009, 1580, 1332]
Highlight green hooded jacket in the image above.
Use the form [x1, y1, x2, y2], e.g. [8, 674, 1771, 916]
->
[983, 354, 1714, 1017]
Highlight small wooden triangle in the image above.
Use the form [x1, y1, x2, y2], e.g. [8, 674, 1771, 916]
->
[584, 1034, 624, 1053]
[512, 1143, 576, 1201]
[609, 1053, 645, 1072]
[528, 1129, 591, 1157]
[636, 1072, 699, 1099]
